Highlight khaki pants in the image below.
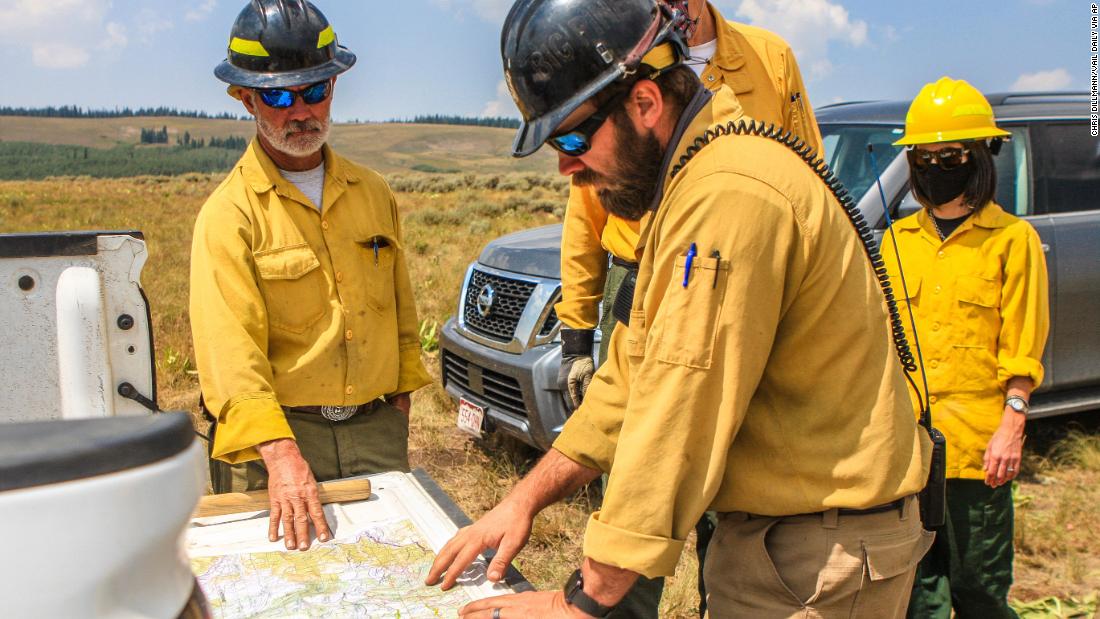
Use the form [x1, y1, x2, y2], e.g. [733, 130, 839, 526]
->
[705, 496, 933, 619]
[209, 401, 411, 493]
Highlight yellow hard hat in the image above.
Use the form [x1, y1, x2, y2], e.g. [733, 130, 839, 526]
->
[894, 77, 1011, 146]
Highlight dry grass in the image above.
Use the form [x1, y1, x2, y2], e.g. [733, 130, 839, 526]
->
[2, 173, 1097, 617]
[1013, 419, 1100, 611]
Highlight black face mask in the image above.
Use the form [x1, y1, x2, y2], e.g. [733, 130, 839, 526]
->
[914, 159, 974, 206]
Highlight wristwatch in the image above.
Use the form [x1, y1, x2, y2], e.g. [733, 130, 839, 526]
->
[1005, 395, 1030, 415]
[563, 569, 615, 618]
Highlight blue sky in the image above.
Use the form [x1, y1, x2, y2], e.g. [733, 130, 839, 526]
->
[0, 0, 1084, 122]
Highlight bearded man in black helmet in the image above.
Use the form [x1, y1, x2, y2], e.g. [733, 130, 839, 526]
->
[427, 0, 932, 617]
[190, 0, 431, 551]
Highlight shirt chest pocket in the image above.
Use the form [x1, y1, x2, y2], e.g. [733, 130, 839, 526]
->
[356, 235, 397, 314]
[653, 254, 729, 369]
[254, 244, 328, 334]
[956, 274, 1000, 309]
[954, 274, 1001, 347]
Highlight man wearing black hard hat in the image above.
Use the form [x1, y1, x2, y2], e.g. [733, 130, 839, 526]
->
[190, 0, 431, 552]
[428, 0, 932, 616]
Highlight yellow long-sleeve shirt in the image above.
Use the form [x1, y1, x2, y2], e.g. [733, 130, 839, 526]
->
[553, 87, 930, 579]
[556, 2, 825, 329]
[881, 204, 1049, 479]
[190, 141, 432, 464]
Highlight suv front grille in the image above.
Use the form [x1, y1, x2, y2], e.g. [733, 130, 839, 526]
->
[442, 351, 528, 418]
[463, 269, 536, 342]
[538, 306, 559, 337]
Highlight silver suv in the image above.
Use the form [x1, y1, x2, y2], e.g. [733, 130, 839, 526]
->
[440, 92, 1100, 450]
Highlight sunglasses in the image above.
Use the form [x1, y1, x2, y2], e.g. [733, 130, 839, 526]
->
[255, 80, 331, 109]
[548, 90, 629, 157]
[910, 146, 970, 171]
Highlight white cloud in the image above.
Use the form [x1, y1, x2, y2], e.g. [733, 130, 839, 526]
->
[481, 79, 519, 117]
[136, 9, 174, 45]
[732, 0, 868, 78]
[431, 0, 513, 23]
[1011, 68, 1073, 91]
[186, 0, 218, 22]
[100, 22, 128, 51]
[0, 0, 120, 69]
[32, 43, 90, 69]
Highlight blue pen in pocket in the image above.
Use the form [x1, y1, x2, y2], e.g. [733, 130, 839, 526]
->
[682, 242, 697, 288]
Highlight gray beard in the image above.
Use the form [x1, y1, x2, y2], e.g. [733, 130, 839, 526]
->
[256, 115, 331, 158]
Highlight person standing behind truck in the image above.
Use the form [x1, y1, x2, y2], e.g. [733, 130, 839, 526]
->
[190, 0, 431, 552]
[881, 77, 1050, 619]
[553, 1, 823, 615]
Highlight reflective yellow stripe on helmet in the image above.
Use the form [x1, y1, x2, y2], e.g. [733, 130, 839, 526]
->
[317, 26, 335, 49]
[229, 37, 269, 57]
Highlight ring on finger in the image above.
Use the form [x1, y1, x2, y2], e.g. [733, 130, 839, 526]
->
[1006, 467, 1016, 472]
[492, 608, 501, 619]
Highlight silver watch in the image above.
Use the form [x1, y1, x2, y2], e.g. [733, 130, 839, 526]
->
[1005, 396, 1029, 415]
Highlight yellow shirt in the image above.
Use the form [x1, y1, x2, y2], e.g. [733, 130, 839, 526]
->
[881, 204, 1049, 479]
[190, 141, 432, 464]
[556, 2, 825, 329]
[553, 87, 930, 578]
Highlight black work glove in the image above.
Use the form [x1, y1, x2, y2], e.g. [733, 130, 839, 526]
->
[558, 328, 595, 413]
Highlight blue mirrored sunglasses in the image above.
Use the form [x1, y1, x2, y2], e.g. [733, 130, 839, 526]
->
[548, 90, 629, 157]
[256, 80, 331, 109]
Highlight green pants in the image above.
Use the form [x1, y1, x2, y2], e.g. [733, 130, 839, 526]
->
[209, 401, 410, 493]
[907, 479, 1018, 619]
[599, 261, 713, 618]
[598, 261, 631, 366]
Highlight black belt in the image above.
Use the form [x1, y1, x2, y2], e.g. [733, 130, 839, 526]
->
[734, 497, 910, 521]
[835, 497, 907, 516]
[610, 256, 638, 269]
[283, 401, 379, 421]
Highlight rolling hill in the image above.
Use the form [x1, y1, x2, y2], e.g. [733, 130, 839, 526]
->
[0, 115, 557, 177]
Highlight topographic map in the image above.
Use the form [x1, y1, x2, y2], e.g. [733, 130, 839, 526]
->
[192, 518, 469, 618]
[187, 472, 521, 619]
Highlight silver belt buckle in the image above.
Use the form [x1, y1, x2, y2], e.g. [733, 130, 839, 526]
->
[320, 405, 359, 421]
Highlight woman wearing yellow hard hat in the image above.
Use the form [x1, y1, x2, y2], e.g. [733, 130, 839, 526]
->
[882, 77, 1049, 618]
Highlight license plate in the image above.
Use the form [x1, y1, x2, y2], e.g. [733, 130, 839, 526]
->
[456, 398, 485, 437]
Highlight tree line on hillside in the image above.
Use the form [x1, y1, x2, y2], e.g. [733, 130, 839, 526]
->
[141, 127, 170, 144]
[0, 105, 245, 120]
[177, 132, 249, 150]
[389, 114, 520, 129]
[0, 141, 249, 180]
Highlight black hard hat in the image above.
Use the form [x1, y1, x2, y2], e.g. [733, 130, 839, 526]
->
[501, 0, 686, 157]
[214, 0, 356, 89]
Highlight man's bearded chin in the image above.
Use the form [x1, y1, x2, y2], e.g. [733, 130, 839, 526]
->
[257, 116, 331, 158]
[574, 120, 663, 222]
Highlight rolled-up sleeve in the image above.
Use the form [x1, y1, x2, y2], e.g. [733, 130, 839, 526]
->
[190, 195, 294, 464]
[575, 176, 800, 577]
[996, 222, 1050, 389]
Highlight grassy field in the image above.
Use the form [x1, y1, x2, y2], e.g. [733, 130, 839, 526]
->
[1, 170, 1097, 617]
[0, 115, 557, 176]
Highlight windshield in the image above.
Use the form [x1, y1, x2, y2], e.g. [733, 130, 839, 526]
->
[819, 124, 906, 206]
